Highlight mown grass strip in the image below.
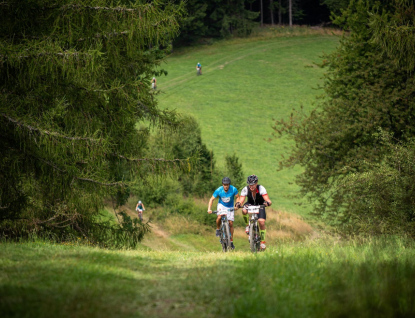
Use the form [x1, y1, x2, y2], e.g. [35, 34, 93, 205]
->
[1, 237, 414, 318]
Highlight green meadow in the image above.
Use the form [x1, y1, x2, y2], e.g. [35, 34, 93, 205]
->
[157, 32, 339, 216]
[2, 237, 414, 318]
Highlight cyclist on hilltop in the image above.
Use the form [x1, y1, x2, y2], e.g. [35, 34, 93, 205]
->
[207, 177, 239, 250]
[235, 174, 272, 251]
[196, 62, 202, 75]
[135, 200, 145, 221]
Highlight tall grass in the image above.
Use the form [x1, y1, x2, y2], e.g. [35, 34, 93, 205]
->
[1, 237, 414, 318]
[157, 29, 340, 217]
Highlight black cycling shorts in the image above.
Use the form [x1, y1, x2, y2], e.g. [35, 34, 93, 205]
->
[243, 204, 266, 220]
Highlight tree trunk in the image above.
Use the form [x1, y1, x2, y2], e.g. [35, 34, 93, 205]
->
[260, 0, 263, 27]
[289, 0, 292, 27]
[278, 0, 282, 25]
[270, 0, 274, 25]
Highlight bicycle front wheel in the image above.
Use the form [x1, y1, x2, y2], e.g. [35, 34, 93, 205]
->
[221, 222, 231, 252]
[249, 222, 260, 253]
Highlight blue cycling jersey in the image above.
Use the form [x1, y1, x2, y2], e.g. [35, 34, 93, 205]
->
[213, 185, 238, 208]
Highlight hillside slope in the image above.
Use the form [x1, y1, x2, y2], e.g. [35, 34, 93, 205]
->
[156, 32, 340, 217]
[111, 202, 315, 252]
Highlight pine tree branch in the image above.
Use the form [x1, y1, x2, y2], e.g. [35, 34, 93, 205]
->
[113, 153, 186, 163]
[1, 113, 102, 142]
[75, 177, 123, 187]
[61, 4, 136, 13]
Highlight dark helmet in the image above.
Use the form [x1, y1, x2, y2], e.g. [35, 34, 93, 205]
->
[247, 174, 258, 185]
[222, 177, 231, 185]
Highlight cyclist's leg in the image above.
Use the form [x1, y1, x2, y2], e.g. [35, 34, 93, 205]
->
[242, 204, 249, 234]
[215, 215, 221, 236]
[226, 208, 235, 239]
[258, 207, 267, 249]
[216, 215, 221, 229]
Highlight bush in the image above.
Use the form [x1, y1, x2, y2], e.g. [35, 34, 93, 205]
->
[337, 131, 415, 237]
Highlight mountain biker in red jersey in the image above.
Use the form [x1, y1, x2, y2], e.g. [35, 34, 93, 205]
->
[207, 177, 239, 250]
[235, 174, 272, 251]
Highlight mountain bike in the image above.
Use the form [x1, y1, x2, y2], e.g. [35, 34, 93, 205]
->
[213, 208, 233, 252]
[196, 67, 201, 75]
[246, 205, 264, 253]
[136, 208, 144, 221]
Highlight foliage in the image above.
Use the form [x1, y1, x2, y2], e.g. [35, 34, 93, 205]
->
[320, 0, 351, 18]
[141, 116, 222, 198]
[225, 153, 245, 190]
[173, 0, 259, 46]
[337, 131, 415, 236]
[0, 0, 185, 244]
[272, 0, 415, 234]
[174, 0, 209, 45]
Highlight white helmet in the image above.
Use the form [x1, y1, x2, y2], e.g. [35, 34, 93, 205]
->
[139, 200, 142, 203]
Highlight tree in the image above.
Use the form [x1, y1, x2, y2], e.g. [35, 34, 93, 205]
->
[225, 154, 245, 191]
[0, 0, 185, 243]
[321, 0, 352, 18]
[272, 0, 415, 235]
[206, 0, 259, 38]
[174, 0, 209, 46]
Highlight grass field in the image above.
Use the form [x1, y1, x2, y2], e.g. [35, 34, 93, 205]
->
[157, 30, 340, 217]
[2, 237, 414, 318]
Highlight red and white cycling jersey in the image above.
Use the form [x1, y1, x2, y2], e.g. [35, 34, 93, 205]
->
[241, 185, 267, 205]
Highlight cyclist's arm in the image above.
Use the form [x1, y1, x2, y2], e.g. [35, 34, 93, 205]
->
[263, 194, 272, 206]
[142, 203, 146, 210]
[235, 195, 246, 209]
[207, 195, 216, 213]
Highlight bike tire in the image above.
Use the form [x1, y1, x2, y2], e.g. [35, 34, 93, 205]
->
[249, 222, 259, 253]
[221, 222, 231, 252]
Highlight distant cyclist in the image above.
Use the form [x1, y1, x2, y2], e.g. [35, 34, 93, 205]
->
[196, 62, 202, 75]
[136, 200, 146, 221]
[151, 77, 157, 90]
[207, 177, 239, 250]
[235, 175, 272, 251]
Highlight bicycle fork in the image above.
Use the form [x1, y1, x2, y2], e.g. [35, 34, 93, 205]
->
[220, 216, 231, 242]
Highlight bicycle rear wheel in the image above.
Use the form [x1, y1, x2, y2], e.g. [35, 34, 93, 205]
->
[249, 222, 260, 253]
[221, 222, 231, 252]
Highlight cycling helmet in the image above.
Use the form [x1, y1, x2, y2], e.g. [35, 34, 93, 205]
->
[139, 201, 142, 203]
[247, 174, 258, 185]
[222, 177, 231, 185]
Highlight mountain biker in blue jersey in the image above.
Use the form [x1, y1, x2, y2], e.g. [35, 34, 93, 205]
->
[207, 177, 239, 249]
[235, 174, 272, 251]
[196, 62, 202, 75]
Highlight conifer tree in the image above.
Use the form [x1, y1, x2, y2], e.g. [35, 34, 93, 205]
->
[272, 0, 415, 233]
[0, 0, 184, 242]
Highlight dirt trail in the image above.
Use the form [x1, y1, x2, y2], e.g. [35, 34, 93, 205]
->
[113, 205, 199, 251]
[111, 204, 316, 251]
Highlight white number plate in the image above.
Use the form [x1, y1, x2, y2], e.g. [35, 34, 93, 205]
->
[247, 206, 260, 214]
[218, 208, 233, 215]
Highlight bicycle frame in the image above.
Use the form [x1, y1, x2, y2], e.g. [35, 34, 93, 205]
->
[246, 205, 262, 253]
[213, 208, 233, 252]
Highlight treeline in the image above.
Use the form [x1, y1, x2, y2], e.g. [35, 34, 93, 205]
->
[174, 0, 342, 45]
[274, 0, 415, 237]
